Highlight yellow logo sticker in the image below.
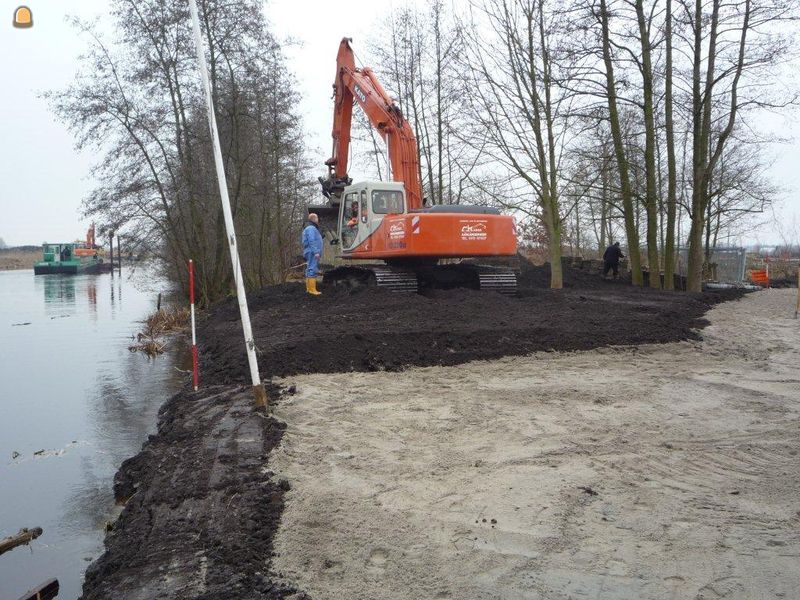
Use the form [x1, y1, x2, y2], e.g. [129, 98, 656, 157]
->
[13, 6, 33, 29]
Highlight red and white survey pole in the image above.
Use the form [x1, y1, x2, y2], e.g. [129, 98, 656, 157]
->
[189, 259, 199, 391]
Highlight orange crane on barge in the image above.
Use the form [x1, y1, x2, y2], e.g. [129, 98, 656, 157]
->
[313, 38, 518, 293]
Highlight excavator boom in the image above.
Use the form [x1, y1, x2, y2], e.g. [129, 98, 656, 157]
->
[321, 38, 422, 210]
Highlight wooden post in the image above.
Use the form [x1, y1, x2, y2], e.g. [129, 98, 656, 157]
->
[795, 267, 799, 319]
[109, 231, 114, 276]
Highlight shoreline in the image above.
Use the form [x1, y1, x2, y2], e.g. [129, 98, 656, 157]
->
[80, 264, 748, 598]
[0, 249, 39, 271]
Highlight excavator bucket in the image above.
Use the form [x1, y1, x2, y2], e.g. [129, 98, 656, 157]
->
[308, 174, 345, 238]
[307, 204, 339, 239]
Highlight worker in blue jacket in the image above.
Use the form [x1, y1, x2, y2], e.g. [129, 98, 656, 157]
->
[302, 213, 323, 295]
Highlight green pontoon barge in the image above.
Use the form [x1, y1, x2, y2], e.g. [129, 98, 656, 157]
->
[33, 243, 109, 275]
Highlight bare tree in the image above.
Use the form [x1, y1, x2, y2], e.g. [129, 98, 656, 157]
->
[702, 137, 776, 252]
[634, 0, 662, 287]
[662, 0, 679, 289]
[682, 0, 798, 291]
[596, 0, 644, 284]
[461, 0, 568, 288]
[48, 0, 311, 304]
[367, 2, 477, 205]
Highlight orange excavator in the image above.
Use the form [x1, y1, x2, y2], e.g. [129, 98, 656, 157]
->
[73, 223, 98, 257]
[313, 38, 518, 293]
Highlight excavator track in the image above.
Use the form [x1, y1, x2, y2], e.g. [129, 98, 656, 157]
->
[475, 267, 518, 295]
[323, 265, 419, 293]
[323, 263, 517, 295]
[371, 266, 419, 292]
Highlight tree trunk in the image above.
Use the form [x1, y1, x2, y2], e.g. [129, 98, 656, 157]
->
[538, 0, 563, 289]
[635, 0, 661, 288]
[599, 159, 608, 255]
[663, 0, 678, 290]
[600, 0, 642, 285]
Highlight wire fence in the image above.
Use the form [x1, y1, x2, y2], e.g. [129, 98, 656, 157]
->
[677, 246, 746, 283]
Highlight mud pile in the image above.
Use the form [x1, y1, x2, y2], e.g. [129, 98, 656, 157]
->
[200, 262, 743, 385]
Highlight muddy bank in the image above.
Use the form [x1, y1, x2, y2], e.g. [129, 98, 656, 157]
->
[81, 386, 308, 600]
[200, 262, 744, 384]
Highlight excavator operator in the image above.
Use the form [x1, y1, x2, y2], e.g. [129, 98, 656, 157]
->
[347, 202, 359, 228]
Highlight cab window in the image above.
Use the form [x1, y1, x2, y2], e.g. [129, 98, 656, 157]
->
[372, 190, 404, 214]
[341, 193, 358, 248]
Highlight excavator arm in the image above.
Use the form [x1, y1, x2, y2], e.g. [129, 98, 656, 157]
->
[320, 38, 423, 211]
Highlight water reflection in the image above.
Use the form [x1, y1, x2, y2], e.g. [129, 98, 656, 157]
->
[0, 267, 187, 599]
[38, 274, 77, 306]
[87, 281, 97, 320]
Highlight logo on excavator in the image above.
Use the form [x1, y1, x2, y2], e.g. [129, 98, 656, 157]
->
[389, 221, 406, 240]
[353, 84, 367, 104]
[460, 220, 488, 241]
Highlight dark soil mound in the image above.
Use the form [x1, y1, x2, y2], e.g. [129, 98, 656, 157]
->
[199, 262, 744, 385]
[81, 386, 308, 600]
[517, 257, 631, 289]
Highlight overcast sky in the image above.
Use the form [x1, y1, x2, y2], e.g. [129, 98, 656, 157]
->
[0, 0, 797, 247]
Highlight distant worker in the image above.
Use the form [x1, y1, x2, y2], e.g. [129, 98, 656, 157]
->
[603, 241, 625, 279]
[302, 213, 323, 295]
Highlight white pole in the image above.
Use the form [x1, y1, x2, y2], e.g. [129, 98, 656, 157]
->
[189, 259, 199, 392]
[187, 0, 267, 407]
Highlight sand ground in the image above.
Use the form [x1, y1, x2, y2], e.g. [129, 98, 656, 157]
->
[271, 289, 799, 600]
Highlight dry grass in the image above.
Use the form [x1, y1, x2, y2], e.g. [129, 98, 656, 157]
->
[0, 249, 40, 270]
[129, 306, 190, 357]
[144, 306, 190, 335]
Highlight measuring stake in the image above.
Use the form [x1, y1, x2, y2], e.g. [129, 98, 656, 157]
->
[795, 267, 799, 319]
[189, 260, 199, 391]
[187, 0, 267, 407]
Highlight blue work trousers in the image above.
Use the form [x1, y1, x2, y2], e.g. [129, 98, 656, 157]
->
[305, 252, 319, 278]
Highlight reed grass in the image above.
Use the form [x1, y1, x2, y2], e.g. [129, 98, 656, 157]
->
[129, 306, 190, 357]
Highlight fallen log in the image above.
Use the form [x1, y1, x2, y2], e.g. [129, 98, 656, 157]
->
[0, 527, 43, 556]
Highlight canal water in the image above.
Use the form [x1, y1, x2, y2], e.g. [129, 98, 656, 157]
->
[0, 267, 188, 599]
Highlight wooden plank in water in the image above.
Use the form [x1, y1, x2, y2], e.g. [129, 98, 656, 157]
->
[16, 578, 60, 600]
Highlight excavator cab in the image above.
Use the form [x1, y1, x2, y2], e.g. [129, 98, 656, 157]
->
[333, 181, 406, 253]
